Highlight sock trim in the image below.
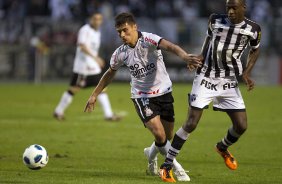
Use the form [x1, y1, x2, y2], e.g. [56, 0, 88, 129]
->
[229, 127, 241, 138]
[67, 90, 74, 96]
[155, 139, 167, 147]
[176, 127, 190, 140]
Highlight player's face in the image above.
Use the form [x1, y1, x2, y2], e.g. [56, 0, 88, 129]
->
[116, 23, 138, 46]
[90, 14, 103, 29]
[226, 0, 246, 24]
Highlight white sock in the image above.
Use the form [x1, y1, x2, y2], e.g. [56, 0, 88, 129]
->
[97, 93, 113, 118]
[55, 91, 73, 115]
[148, 142, 159, 162]
[156, 140, 184, 170]
[156, 140, 170, 156]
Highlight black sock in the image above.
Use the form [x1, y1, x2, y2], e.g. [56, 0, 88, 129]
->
[67, 90, 74, 96]
[217, 127, 240, 151]
[165, 128, 189, 164]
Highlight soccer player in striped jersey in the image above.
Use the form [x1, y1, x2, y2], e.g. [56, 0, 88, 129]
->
[160, 0, 261, 181]
[84, 12, 202, 182]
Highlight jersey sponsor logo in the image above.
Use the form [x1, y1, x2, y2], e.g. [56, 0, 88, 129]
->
[200, 79, 218, 91]
[129, 63, 156, 78]
[138, 89, 160, 95]
[145, 37, 157, 46]
[223, 82, 238, 90]
[240, 35, 248, 45]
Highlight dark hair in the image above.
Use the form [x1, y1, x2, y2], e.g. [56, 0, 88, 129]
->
[115, 12, 136, 27]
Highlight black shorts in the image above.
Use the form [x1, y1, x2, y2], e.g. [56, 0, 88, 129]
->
[132, 92, 175, 124]
[70, 73, 102, 88]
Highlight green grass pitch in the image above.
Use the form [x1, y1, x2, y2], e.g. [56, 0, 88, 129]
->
[0, 83, 281, 184]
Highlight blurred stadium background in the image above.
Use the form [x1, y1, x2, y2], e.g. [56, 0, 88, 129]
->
[0, 0, 281, 85]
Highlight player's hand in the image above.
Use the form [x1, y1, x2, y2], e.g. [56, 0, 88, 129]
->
[186, 55, 204, 71]
[94, 56, 105, 68]
[84, 95, 97, 112]
[242, 73, 255, 91]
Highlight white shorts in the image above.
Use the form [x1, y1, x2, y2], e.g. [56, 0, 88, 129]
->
[189, 73, 246, 112]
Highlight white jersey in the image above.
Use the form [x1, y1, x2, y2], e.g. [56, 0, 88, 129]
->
[73, 24, 102, 75]
[110, 31, 172, 98]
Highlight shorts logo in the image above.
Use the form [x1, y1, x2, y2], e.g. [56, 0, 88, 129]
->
[78, 79, 86, 87]
[200, 79, 218, 91]
[141, 98, 149, 106]
[190, 94, 197, 102]
[144, 106, 153, 117]
[223, 82, 238, 90]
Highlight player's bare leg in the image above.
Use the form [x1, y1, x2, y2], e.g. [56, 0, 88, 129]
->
[54, 86, 80, 121]
[161, 119, 190, 181]
[143, 116, 174, 182]
[55, 86, 120, 121]
[216, 111, 247, 170]
[160, 107, 203, 182]
[98, 89, 122, 122]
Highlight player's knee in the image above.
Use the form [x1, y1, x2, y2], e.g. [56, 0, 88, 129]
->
[69, 87, 80, 94]
[238, 121, 247, 134]
[152, 129, 166, 143]
[166, 131, 174, 141]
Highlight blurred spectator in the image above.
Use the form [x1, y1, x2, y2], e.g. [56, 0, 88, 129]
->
[99, 0, 114, 20]
[48, 0, 74, 21]
[180, 0, 199, 44]
[0, 0, 26, 43]
[250, 0, 273, 23]
[198, 0, 225, 17]
[155, 0, 173, 17]
[128, 0, 146, 17]
[115, 0, 130, 14]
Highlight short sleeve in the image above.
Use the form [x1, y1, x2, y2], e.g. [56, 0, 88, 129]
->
[249, 25, 261, 49]
[110, 48, 124, 71]
[143, 33, 162, 49]
[77, 27, 88, 45]
[207, 14, 215, 37]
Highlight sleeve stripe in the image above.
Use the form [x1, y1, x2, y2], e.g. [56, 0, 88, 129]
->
[251, 43, 260, 49]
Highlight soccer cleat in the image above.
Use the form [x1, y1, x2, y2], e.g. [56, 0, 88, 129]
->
[173, 167, 190, 181]
[53, 112, 65, 121]
[144, 147, 158, 175]
[105, 114, 122, 122]
[159, 163, 176, 183]
[215, 145, 238, 170]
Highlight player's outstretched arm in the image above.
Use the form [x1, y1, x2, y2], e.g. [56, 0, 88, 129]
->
[158, 39, 202, 68]
[84, 68, 116, 112]
[242, 48, 260, 91]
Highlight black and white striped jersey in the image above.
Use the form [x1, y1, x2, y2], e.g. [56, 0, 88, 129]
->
[197, 14, 261, 78]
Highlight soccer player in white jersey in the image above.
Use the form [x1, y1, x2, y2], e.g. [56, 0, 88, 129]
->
[160, 0, 261, 182]
[84, 13, 202, 181]
[54, 13, 121, 121]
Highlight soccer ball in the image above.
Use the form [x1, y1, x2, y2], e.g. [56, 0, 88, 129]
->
[23, 144, 49, 170]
